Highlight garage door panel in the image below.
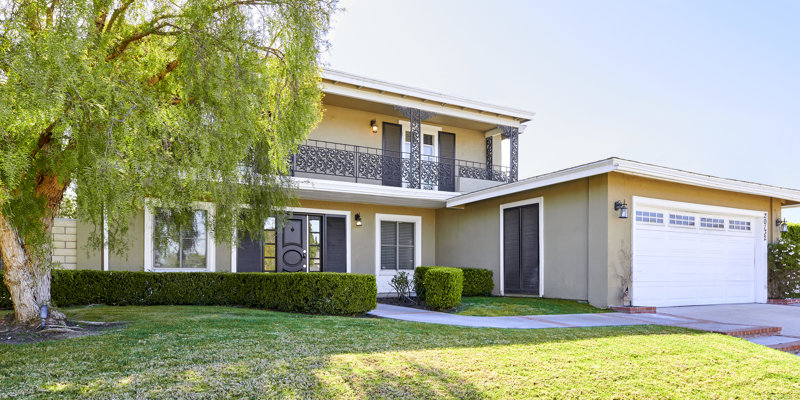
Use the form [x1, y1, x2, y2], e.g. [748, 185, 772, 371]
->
[632, 203, 758, 307]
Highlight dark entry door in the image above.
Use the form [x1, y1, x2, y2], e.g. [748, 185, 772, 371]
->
[277, 215, 308, 272]
[503, 204, 540, 295]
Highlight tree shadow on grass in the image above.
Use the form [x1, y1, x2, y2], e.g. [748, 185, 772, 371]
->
[2, 305, 777, 399]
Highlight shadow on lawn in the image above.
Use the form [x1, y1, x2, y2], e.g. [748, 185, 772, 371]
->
[0, 305, 704, 399]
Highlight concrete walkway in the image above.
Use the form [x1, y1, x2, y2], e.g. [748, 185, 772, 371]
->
[369, 303, 800, 354]
[369, 304, 695, 329]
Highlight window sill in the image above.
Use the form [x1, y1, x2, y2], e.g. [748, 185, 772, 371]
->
[151, 268, 212, 273]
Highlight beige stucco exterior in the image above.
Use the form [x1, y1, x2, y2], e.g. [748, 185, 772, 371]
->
[311, 103, 498, 166]
[436, 172, 785, 308]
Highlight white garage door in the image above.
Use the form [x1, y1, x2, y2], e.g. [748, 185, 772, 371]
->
[632, 198, 767, 307]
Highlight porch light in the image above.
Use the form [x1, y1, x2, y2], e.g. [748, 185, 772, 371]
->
[370, 120, 378, 134]
[355, 213, 363, 226]
[614, 200, 628, 219]
[776, 218, 788, 233]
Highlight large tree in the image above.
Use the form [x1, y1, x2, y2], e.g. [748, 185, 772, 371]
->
[0, 0, 335, 324]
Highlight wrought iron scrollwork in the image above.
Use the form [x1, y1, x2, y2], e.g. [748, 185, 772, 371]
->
[499, 125, 519, 182]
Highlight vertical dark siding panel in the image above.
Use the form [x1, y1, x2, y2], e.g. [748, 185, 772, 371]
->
[503, 208, 521, 292]
[236, 233, 262, 273]
[520, 204, 540, 294]
[382, 122, 403, 187]
[438, 131, 456, 192]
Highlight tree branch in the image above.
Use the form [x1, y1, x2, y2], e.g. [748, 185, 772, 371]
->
[105, 0, 135, 33]
[146, 59, 179, 86]
[105, 23, 170, 61]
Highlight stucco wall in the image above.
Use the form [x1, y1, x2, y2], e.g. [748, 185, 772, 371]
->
[296, 199, 437, 276]
[604, 172, 782, 308]
[310, 104, 491, 165]
[76, 209, 232, 272]
[435, 177, 603, 301]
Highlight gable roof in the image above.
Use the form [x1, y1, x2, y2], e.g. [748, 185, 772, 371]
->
[447, 158, 800, 207]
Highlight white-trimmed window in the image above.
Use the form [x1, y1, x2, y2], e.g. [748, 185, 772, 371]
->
[636, 210, 664, 224]
[380, 221, 415, 270]
[669, 213, 695, 227]
[729, 219, 752, 231]
[700, 217, 725, 229]
[145, 201, 216, 272]
[374, 214, 422, 275]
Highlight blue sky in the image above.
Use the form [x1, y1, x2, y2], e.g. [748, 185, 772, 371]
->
[324, 0, 800, 220]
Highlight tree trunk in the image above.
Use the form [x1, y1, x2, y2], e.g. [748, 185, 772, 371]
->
[0, 213, 43, 324]
[1, 172, 68, 326]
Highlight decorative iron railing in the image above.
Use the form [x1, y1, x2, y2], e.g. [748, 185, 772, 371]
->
[289, 139, 510, 192]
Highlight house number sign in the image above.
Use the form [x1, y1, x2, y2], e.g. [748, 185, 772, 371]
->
[763, 213, 768, 241]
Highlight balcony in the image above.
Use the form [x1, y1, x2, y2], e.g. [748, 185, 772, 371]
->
[289, 139, 511, 192]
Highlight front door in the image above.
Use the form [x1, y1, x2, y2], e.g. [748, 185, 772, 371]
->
[503, 204, 540, 295]
[277, 215, 307, 272]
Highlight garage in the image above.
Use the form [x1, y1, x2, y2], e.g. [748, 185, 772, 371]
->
[631, 197, 768, 307]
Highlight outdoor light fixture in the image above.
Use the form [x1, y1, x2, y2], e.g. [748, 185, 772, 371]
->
[614, 200, 628, 219]
[355, 213, 363, 227]
[370, 120, 378, 134]
[39, 304, 48, 328]
[776, 218, 788, 233]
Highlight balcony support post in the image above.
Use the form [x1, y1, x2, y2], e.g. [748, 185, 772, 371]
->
[485, 136, 493, 180]
[394, 106, 435, 189]
[499, 125, 519, 182]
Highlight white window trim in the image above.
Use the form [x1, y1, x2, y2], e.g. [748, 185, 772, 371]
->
[499, 197, 544, 297]
[630, 196, 768, 305]
[230, 207, 352, 273]
[144, 199, 216, 272]
[374, 213, 422, 277]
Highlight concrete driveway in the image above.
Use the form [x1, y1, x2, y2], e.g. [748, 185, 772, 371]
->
[659, 303, 800, 337]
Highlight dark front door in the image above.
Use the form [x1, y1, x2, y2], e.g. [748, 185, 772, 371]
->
[277, 215, 307, 272]
[503, 204, 540, 295]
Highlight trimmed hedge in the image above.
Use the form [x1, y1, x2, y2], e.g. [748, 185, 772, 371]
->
[414, 266, 493, 301]
[1, 270, 377, 315]
[423, 267, 463, 311]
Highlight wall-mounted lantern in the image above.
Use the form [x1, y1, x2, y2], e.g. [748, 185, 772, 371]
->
[776, 217, 788, 233]
[614, 200, 628, 219]
[370, 120, 378, 134]
[355, 213, 363, 227]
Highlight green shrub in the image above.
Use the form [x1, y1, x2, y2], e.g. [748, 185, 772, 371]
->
[413, 266, 433, 301]
[768, 238, 800, 299]
[414, 266, 493, 301]
[424, 267, 463, 311]
[459, 267, 493, 296]
[2, 270, 377, 315]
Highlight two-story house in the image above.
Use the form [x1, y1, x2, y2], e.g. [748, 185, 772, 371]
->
[76, 69, 800, 308]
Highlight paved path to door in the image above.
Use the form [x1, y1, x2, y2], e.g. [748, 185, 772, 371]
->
[369, 304, 696, 329]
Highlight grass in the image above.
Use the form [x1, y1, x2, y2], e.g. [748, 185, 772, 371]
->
[1, 306, 799, 399]
[453, 296, 611, 316]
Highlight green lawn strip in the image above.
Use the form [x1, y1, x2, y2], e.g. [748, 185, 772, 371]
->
[454, 296, 611, 316]
[0, 305, 797, 399]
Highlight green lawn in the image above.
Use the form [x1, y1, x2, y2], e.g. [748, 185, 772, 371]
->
[454, 296, 611, 316]
[1, 306, 799, 399]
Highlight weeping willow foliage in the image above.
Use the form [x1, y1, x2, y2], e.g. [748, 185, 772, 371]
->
[0, 0, 336, 255]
